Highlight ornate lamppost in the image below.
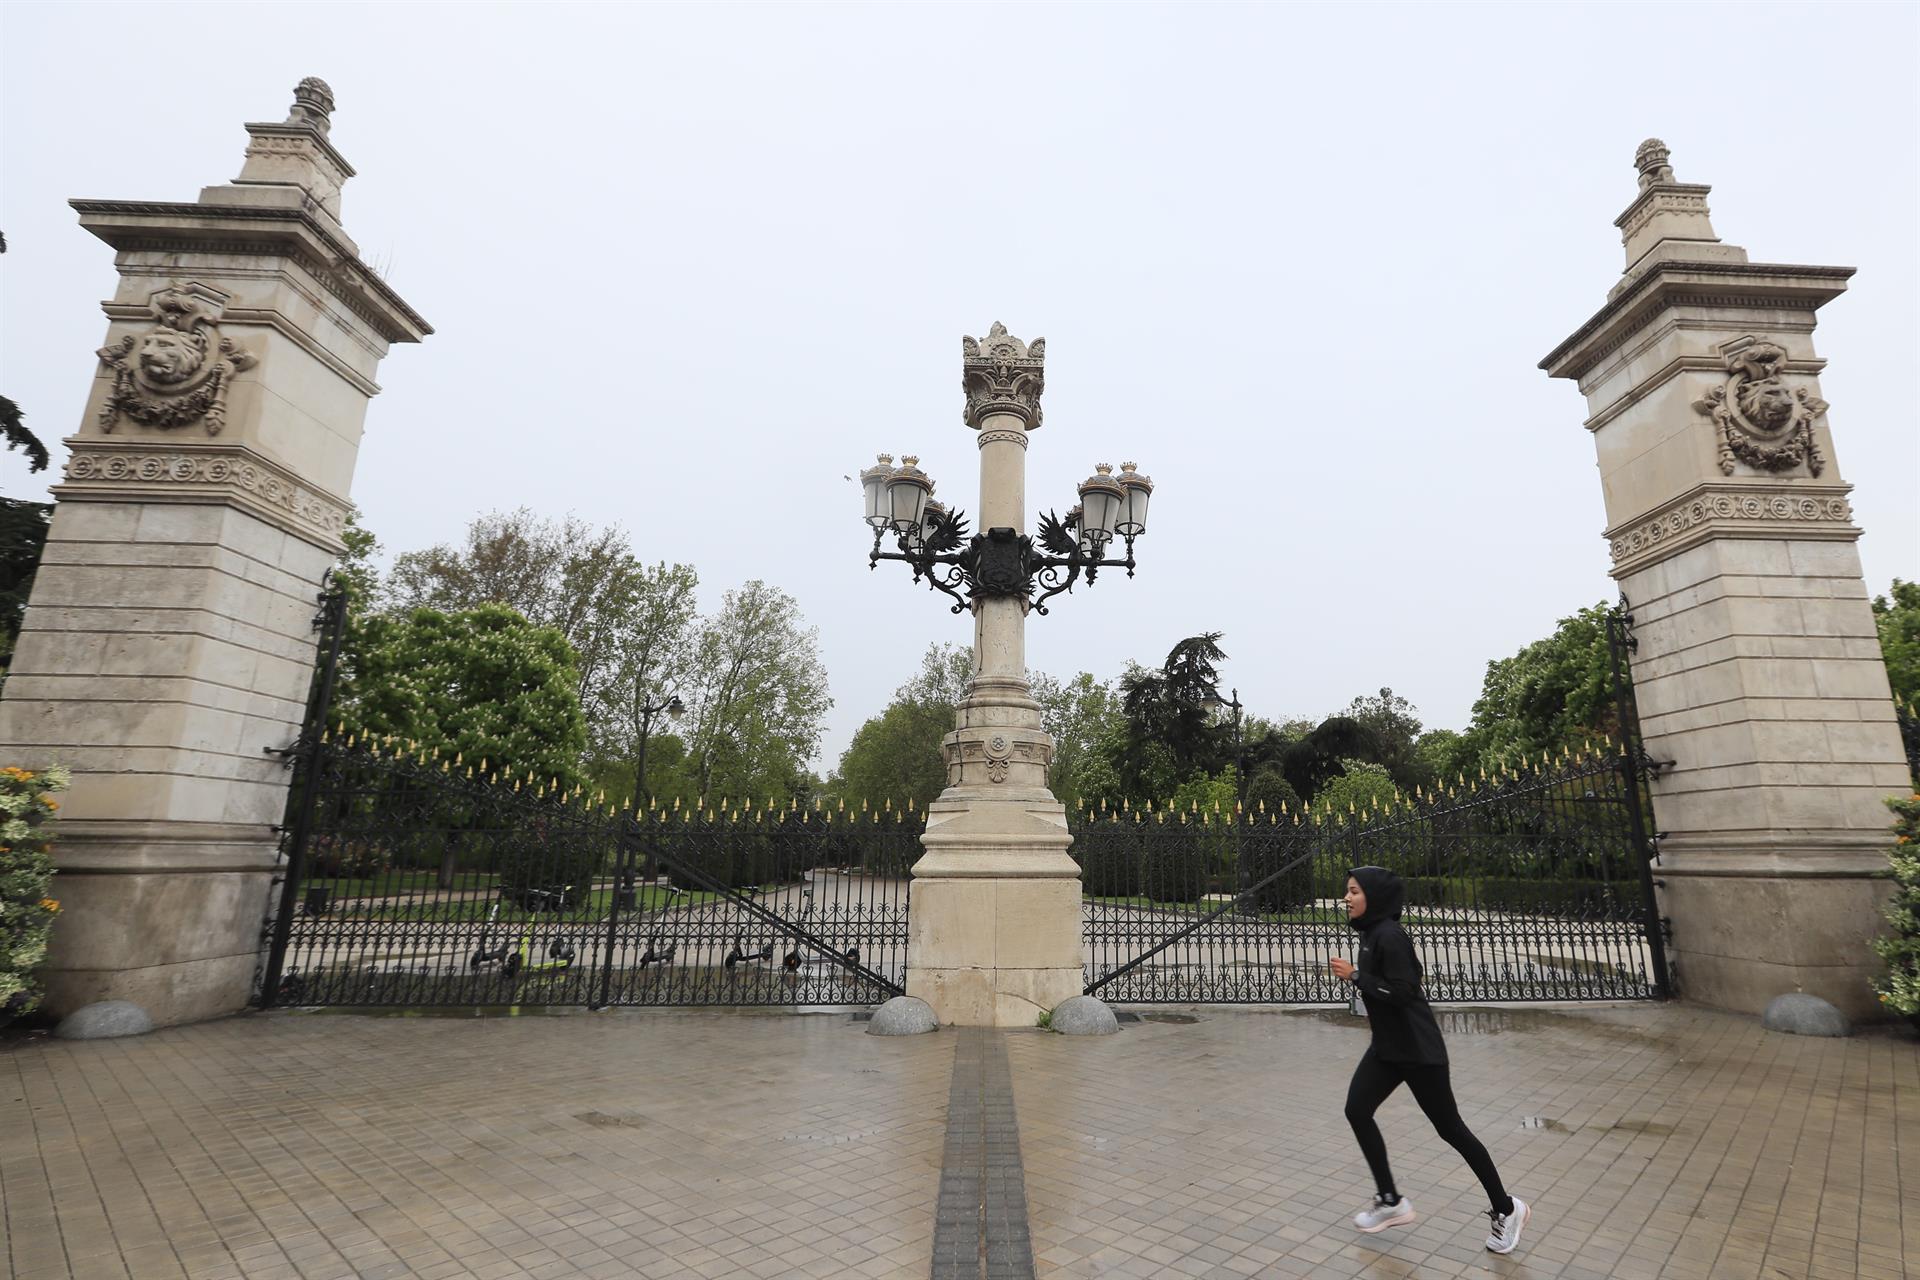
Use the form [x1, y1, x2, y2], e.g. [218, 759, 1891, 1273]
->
[857, 323, 1153, 1025]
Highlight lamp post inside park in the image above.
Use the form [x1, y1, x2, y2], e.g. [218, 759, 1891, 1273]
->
[857, 323, 1152, 1025]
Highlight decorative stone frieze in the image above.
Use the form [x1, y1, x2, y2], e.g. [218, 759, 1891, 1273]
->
[57, 444, 350, 546]
[962, 322, 1045, 429]
[1692, 336, 1829, 476]
[1606, 483, 1855, 571]
[95, 283, 257, 435]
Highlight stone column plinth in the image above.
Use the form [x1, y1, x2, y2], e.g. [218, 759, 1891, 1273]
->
[906, 325, 1084, 1026]
[0, 79, 430, 1027]
[1540, 141, 1908, 1020]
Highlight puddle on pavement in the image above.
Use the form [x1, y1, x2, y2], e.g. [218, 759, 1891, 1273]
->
[576, 1111, 648, 1128]
[1138, 1013, 1201, 1025]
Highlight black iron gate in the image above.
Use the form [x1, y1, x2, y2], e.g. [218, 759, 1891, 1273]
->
[257, 590, 912, 1010]
[1076, 606, 1670, 1004]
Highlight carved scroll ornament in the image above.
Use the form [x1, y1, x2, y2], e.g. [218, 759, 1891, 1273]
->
[1692, 337, 1827, 477]
[96, 285, 257, 435]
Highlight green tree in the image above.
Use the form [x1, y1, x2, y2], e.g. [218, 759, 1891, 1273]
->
[1873, 580, 1919, 707]
[386, 508, 649, 732]
[1871, 793, 1920, 1018]
[1, 396, 49, 476]
[1460, 603, 1617, 769]
[334, 603, 588, 793]
[1341, 687, 1428, 789]
[331, 511, 381, 609]
[1029, 670, 1123, 811]
[1313, 760, 1401, 819]
[0, 498, 51, 691]
[590, 561, 700, 806]
[682, 581, 831, 804]
[1113, 634, 1230, 797]
[832, 644, 971, 807]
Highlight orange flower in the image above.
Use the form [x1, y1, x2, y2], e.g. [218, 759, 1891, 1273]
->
[39, 899, 59, 913]
[41, 798, 59, 811]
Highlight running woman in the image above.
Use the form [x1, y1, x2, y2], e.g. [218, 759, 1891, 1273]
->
[1329, 865, 1530, 1255]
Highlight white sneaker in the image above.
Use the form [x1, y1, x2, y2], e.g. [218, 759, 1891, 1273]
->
[1353, 1195, 1415, 1233]
[1485, 1196, 1530, 1253]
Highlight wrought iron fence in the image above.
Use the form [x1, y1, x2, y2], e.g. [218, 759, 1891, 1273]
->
[260, 733, 914, 1009]
[1076, 742, 1665, 1004]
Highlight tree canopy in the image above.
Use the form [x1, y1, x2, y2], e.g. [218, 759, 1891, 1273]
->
[333, 602, 589, 794]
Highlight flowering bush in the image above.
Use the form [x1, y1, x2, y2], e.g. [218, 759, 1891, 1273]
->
[1872, 793, 1920, 1019]
[0, 763, 68, 1021]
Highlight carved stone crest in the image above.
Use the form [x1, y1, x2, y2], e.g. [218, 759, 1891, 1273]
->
[95, 283, 257, 435]
[961, 322, 1045, 429]
[984, 733, 1013, 784]
[1692, 337, 1827, 476]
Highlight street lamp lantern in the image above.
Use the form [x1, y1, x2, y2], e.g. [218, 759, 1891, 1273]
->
[1116, 462, 1152, 538]
[860, 454, 895, 529]
[1076, 463, 1125, 549]
[888, 455, 934, 533]
[918, 498, 949, 552]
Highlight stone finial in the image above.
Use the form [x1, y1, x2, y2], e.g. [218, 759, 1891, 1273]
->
[287, 77, 336, 134]
[961, 321, 1046, 430]
[1635, 137, 1674, 190]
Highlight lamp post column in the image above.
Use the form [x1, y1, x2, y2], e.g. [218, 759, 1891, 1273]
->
[906, 324, 1084, 1027]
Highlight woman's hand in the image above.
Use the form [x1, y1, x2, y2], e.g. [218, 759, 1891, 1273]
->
[1330, 956, 1356, 981]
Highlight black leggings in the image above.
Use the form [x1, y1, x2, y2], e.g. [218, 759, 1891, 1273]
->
[1345, 1049, 1510, 1213]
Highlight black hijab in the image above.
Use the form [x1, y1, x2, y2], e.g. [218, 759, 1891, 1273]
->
[1346, 865, 1405, 931]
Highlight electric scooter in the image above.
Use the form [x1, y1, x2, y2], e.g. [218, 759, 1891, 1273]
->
[468, 885, 577, 980]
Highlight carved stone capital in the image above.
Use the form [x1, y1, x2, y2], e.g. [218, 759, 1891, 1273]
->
[962, 322, 1045, 430]
[1606, 481, 1857, 575]
[54, 442, 350, 551]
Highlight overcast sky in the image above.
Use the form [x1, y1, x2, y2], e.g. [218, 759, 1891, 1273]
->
[4, 2, 1916, 769]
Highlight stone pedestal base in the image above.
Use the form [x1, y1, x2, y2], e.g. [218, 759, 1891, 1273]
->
[39, 823, 274, 1027]
[906, 790, 1085, 1027]
[1660, 838, 1894, 1021]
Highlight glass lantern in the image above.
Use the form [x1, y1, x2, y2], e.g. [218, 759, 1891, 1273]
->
[888, 456, 933, 534]
[860, 454, 895, 529]
[1116, 462, 1153, 538]
[1077, 463, 1125, 548]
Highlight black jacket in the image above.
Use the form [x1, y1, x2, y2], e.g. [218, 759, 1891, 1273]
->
[1348, 866, 1447, 1066]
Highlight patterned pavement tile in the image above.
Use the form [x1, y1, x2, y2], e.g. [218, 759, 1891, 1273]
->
[2, 1002, 1915, 1279]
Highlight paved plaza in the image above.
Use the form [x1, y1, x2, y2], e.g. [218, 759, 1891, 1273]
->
[2, 1003, 1914, 1280]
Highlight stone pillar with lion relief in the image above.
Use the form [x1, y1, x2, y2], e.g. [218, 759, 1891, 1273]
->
[0, 79, 430, 1027]
[1540, 140, 1908, 1021]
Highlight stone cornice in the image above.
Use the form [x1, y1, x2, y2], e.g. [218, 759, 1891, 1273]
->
[52, 440, 350, 552]
[70, 199, 432, 343]
[1539, 260, 1853, 383]
[1605, 480, 1857, 576]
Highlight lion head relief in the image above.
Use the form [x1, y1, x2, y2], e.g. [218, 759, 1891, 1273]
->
[137, 329, 210, 385]
[94, 283, 256, 435]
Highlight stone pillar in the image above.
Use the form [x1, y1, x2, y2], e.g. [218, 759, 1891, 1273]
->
[0, 79, 430, 1027]
[1540, 141, 1907, 1021]
[906, 324, 1084, 1026]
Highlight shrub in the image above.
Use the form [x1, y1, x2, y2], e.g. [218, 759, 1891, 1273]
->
[0, 763, 69, 1021]
[1871, 793, 1920, 1019]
